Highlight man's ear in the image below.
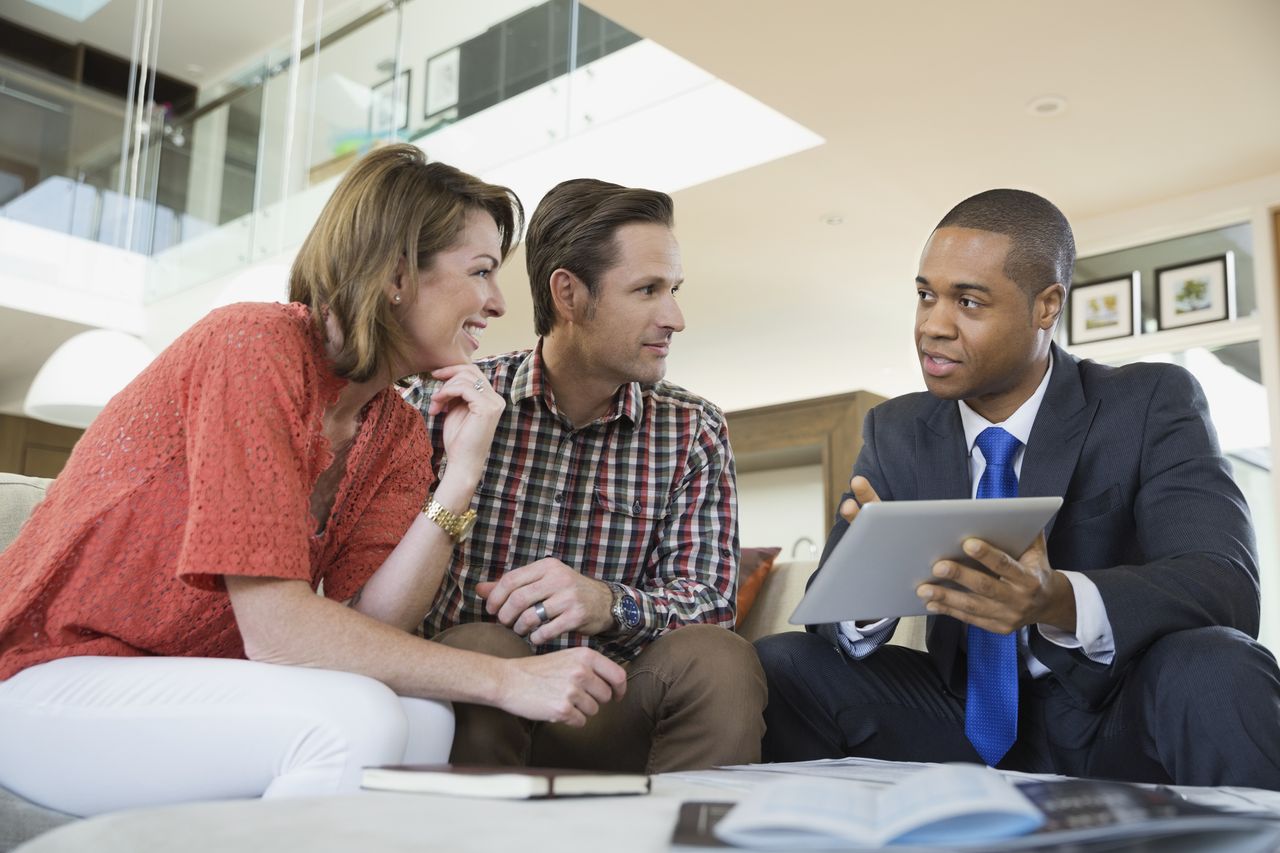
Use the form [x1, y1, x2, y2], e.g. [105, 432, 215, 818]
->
[1037, 283, 1067, 330]
[549, 268, 590, 324]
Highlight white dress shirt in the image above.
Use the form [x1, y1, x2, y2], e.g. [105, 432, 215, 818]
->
[837, 355, 1116, 675]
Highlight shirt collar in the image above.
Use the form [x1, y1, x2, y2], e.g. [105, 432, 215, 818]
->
[958, 352, 1054, 453]
[509, 341, 543, 405]
[512, 339, 643, 428]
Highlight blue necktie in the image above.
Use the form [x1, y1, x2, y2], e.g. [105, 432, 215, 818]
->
[965, 426, 1022, 767]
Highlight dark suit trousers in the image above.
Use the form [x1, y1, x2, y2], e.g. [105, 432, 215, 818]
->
[756, 626, 1280, 789]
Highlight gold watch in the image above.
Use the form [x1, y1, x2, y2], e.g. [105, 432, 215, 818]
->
[422, 495, 477, 543]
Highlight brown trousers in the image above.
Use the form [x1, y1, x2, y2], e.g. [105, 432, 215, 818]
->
[435, 622, 767, 773]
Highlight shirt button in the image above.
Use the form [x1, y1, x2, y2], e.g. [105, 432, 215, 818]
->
[554, 492, 563, 503]
[632, 499, 642, 513]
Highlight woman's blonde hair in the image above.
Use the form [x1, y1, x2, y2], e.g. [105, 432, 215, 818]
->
[290, 144, 522, 382]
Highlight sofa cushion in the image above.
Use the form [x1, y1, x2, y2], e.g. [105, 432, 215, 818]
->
[736, 558, 927, 652]
[736, 559, 813, 642]
[0, 786, 73, 853]
[0, 473, 51, 552]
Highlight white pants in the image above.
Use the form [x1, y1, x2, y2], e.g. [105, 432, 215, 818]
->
[0, 656, 454, 817]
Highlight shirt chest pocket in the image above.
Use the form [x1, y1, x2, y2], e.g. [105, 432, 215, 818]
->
[592, 487, 667, 521]
[474, 475, 529, 506]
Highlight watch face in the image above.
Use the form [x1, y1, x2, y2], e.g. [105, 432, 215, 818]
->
[619, 592, 641, 628]
[456, 512, 477, 541]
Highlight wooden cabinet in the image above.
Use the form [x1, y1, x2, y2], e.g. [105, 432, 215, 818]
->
[726, 390, 885, 530]
[0, 414, 83, 478]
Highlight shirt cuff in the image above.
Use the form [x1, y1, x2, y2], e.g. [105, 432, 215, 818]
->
[605, 583, 662, 657]
[837, 618, 896, 659]
[1037, 570, 1115, 665]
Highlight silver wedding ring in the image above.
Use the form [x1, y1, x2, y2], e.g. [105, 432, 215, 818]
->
[473, 378, 484, 391]
[533, 601, 549, 624]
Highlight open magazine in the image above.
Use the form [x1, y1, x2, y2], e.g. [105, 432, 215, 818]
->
[674, 764, 1280, 850]
[713, 764, 1041, 848]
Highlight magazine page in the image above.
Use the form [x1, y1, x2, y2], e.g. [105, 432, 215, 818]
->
[712, 776, 881, 849]
[879, 765, 1042, 845]
[712, 764, 1041, 849]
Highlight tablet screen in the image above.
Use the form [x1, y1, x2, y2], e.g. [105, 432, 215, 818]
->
[790, 496, 1063, 624]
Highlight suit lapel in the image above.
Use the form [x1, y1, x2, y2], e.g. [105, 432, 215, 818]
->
[917, 398, 971, 500]
[1020, 344, 1099, 537]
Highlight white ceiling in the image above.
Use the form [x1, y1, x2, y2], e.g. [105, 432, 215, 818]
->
[566, 0, 1280, 410]
[2, 0, 1279, 416]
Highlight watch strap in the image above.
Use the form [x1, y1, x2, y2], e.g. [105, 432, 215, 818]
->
[422, 495, 477, 542]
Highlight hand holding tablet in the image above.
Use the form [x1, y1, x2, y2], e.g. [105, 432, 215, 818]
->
[790, 483, 1063, 625]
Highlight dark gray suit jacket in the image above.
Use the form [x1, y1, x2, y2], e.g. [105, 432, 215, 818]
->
[811, 343, 1259, 709]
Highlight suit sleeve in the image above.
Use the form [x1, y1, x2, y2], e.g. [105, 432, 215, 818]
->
[1029, 366, 1260, 702]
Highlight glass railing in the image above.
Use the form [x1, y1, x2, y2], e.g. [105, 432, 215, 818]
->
[0, 1, 625, 262]
[2, 0, 812, 300]
[0, 56, 133, 243]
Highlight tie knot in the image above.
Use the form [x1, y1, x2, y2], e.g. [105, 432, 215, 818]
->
[976, 426, 1021, 469]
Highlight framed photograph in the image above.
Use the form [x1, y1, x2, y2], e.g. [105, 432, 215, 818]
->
[425, 46, 460, 118]
[1068, 273, 1139, 345]
[1155, 253, 1234, 331]
[370, 69, 411, 135]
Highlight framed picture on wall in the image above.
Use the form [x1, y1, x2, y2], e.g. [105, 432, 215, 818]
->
[1068, 273, 1139, 345]
[1155, 252, 1234, 331]
[425, 47, 460, 118]
[370, 69, 411, 135]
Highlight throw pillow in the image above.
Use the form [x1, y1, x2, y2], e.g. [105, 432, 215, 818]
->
[735, 546, 782, 625]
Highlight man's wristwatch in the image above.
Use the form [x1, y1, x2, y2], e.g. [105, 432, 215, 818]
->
[609, 582, 642, 632]
[422, 495, 477, 543]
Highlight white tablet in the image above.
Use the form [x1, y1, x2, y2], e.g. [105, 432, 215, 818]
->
[789, 496, 1063, 625]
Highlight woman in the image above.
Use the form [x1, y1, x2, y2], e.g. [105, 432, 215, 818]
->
[0, 145, 626, 816]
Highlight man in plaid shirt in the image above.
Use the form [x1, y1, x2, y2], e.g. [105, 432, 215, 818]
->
[404, 178, 765, 772]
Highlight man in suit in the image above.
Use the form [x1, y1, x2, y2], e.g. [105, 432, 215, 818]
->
[755, 189, 1280, 788]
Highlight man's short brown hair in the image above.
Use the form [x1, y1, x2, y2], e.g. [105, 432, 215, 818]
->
[525, 178, 673, 336]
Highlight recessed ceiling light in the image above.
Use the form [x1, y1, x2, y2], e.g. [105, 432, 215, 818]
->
[1026, 95, 1068, 117]
[821, 214, 844, 226]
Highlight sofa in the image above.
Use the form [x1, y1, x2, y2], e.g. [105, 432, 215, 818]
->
[0, 475, 78, 852]
[0, 472, 926, 851]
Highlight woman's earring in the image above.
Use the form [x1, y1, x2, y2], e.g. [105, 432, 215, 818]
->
[393, 293, 402, 304]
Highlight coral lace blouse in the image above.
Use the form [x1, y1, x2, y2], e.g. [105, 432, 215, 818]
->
[0, 302, 432, 680]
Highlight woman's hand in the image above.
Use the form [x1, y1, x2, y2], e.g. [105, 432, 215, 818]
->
[426, 364, 504, 486]
[496, 648, 627, 727]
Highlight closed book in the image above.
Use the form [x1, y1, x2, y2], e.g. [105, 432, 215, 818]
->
[360, 764, 651, 799]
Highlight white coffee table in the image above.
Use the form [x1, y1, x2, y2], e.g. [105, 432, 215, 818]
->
[19, 761, 1280, 853]
[15, 775, 732, 853]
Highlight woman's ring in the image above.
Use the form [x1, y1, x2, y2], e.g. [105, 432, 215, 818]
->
[473, 378, 485, 391]
[533, 601, 549, 624]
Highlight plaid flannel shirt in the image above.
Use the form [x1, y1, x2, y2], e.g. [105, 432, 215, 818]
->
[402, 343, 739, 661]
